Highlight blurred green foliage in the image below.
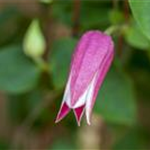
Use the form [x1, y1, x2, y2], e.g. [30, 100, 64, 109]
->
[49, 38, 77, 89]
[113, 127, 150, 150]
[0, 45, 41, 93]
[0, 0, 150, 150]
[129, 0, 150, 40]
[125, 20, 150, 50]
[94, 65, 136, 125]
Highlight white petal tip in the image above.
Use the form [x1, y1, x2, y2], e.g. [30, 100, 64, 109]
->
[86, 112, 92, 125]
[55, 116, 63, 124]
[77, 121, 81, 127]
[87, 120, 91, 125]
[55, 114, 64, 124]
[55, 119, 60, 124]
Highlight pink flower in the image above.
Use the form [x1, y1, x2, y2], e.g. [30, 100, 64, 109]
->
[55, 31, 114, 125]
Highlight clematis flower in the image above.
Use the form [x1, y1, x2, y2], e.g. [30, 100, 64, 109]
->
[55, 31, 114, 125]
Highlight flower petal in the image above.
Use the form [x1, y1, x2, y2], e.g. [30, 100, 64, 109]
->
[55, 31, 114, 125]
[86, 42, 114, 124]
[55, 102, 70, 123]
[70, 31, 112, 107]
[73, 105, 85, 126]
[72, 81, 89, 108]
[62, 74, 72, 107]
[85, 71, 99, 125]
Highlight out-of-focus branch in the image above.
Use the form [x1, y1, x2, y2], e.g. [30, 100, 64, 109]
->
[112, 0, 119, 10]
[117, 35, 124, 57]
[112, 0, 130, 57]
[123, 0, 130, 23]
[40, 2, 54, 61]
[111, 0, 130, 57]
[39, 2, 55, 89]
[117, 0, 130, 57]
[12, 90, 62, 149]
[72, 0, 81, 37]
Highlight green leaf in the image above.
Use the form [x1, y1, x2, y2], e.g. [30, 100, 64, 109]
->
[113, 128, 149, 150]
[7, 90, 50, 126]
[124, 21, 150, 50]
[81, 7, 110, 30]
[109, 9, 125, 25]
[94, 66, 136, 125]
[0, 45, 41, 93]
[52, 2, 72, 26]
[39, 0, 53, 4]
[7, 94, 29, 123]
[50, 139, 76, 150]
[49, 38, 77, 89]
[129, 0, 150, 40]
[0, 7, 20, 46]
[0, 140, 9, 150]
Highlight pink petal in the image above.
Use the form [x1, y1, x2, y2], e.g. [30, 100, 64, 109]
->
[73, 105, 85, 126]
[70, 31, 113, 107]
[55, 30, 114, 125]
[86, 41, 114, 124]
[55, 102, 70, 123]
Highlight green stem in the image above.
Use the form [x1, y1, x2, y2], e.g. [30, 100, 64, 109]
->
[104, 24, 128, 35]
[34, 57, 49, 72]
[105, 25, 119, 35]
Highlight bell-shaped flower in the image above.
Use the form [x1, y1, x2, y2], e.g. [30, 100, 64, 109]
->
[55, 31, 114, 125]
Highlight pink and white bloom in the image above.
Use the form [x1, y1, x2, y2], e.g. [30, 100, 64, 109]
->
[55, 31, 114, 125]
